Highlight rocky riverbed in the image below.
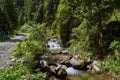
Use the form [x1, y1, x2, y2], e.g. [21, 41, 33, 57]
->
[0, 34, 28, 69]
[39, 36, 120, 80]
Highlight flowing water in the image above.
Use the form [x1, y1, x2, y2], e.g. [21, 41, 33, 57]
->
[47, 38, 62, 50]
[46, 37, 120, 80]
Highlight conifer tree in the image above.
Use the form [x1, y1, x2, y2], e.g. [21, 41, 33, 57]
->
[0, 0, 18, 35]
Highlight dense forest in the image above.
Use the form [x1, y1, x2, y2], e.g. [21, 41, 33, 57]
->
[0, 0, 120, 80]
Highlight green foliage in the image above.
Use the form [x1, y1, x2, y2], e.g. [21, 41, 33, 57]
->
[0, 60, 46, 80]
[0, 0, 18, 35]
[53, 0, 77, 46]
[14, 40, 43, 58]
[43, 0, 60, 25]
[0, 62, 27, 80]
[0, 35, 10, 41]
[69, 19, 100, 55]
[19, 24, 33, 33]
[110, 40, 120, 49]
[33, 0, 44, 23]
[4, 0, 18, 32]
[30, 72, 46, 80]
[69, 0, 120, 54]
[11, 23, 47, 79]
[83, 51, 93, 59]
[1, 0, 120, 78]
[110, 10, 120, 22]
[69, 19, 89, 51]
[13, 23, 47, 74]
[30, 23, 46, 42]
[99, 59, 120, 74]
[0, 34, 16, 41]
[14, 40, 42, 69]
[24, 0, 36, 22]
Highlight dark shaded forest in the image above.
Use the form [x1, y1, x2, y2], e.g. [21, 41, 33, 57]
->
[0, 0, 120, 80]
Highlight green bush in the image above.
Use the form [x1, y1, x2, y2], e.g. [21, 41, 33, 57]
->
[30, 23, 46, 42]
[0, 61, 46, 80]
[14, 24, 46, 59]
[13, 23, 47, 71]
[31, 72, 46, 80]
[99, 59, 120, 75]
[7, 23, 47, 80]
[14, 40, 43, 58]
[13, 40, 45, 70]
[83, 51, 93, 59]
[0, 62, 27, 80]
[110, 40, 120, 49]
[19, 24, 33, 33]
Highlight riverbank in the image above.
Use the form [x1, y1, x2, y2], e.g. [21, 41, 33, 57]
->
[0, 34, 29, 69]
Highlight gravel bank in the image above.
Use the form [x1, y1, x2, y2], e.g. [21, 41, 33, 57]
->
[0, 34, 28, 69]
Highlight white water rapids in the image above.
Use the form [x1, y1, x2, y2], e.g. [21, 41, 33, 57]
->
[47, 38, 62, 50]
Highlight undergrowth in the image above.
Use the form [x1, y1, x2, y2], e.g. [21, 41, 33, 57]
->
[0, 23, 47, 80]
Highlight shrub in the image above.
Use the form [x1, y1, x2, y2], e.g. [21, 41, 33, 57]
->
[99, 58, 120, 75]
[13, 40, 45, 69]
[0, 61, 46, 80]
[14, 40, 43, 58]
[19, 24, 33, 33]
[110, 40, 120, 49]
[29, 23, 46, 42]
[6, 23, 48, 80]
[13, 23, 47, 71]
[0, 62, 27, 80]
[14, 23, 47, 58]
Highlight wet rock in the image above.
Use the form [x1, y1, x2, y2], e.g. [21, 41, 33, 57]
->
[98, 70, 120, 80]
[39, 59, 57, 68]
[52, 55, 71, 66]
[57, 66, 67, 77]
[49, 65, 67, 77]
[45, 65, 67, 80]
[92, 64, 100, 72]
[11, 58, 16, 62]
[39, 60, 49, 72]
[48, 49, 62, 55]
[40, 60, 48, 68]
[61, 65, 67, 70]
[105, 70, 120, 79]
[70, 54, 86, 69]
[39, 54, 49, 60]
[87, 60, 101, 74]
[61, 49, 69, 54]
[49, 65, 57, 73]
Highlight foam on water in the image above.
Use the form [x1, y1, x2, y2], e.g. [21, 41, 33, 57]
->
[66, 67, 83, 76]
[47, 38, 62, 50]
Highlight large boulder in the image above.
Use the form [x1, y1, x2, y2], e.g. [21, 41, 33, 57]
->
[70, 54, 87, 69]
[87, 60, 101, 74]
[51, 55, 71, 66]
[46, 65, 67, 79]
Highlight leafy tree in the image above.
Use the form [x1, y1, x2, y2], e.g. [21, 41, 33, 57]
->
[52, 0, 82, 46]
[0, 0, 18, 35]
[70, 0, 120, 55]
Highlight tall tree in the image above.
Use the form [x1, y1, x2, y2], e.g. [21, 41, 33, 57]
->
[0, 0, 18, 35]
[70, 0, 119, 54]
